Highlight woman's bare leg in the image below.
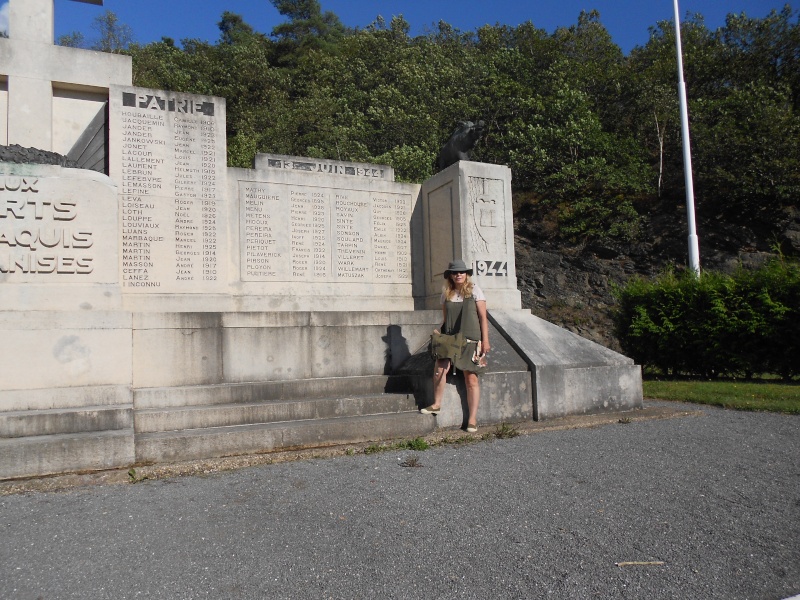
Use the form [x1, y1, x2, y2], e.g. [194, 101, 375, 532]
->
[431, 359, 450, 408]
[464, 370, 480, 426]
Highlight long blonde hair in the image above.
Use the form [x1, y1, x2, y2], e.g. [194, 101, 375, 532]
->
[443, 273, 474, 301]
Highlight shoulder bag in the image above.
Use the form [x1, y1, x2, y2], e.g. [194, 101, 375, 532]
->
[430, 329, 465, 361]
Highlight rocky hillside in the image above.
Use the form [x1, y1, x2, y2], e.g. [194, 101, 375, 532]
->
[514, 201, 800, 352]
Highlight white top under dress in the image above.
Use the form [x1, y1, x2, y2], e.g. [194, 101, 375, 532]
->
[440, 284, 486, 305]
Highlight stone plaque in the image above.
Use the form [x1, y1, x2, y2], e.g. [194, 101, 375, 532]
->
[255, 153, 394, 181]
[240, 182, 411, 283]
[110, 85, 227, 292]
[467, 176, 507, 255]
[0, 169, 117, 282]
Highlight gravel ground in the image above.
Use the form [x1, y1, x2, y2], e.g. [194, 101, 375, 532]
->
[1, 401, 798, 600]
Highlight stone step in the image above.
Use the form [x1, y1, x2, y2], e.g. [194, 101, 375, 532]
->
[0, 430, 135, 480]
[133, 375, 412, 409]
[135, 411, 435, 464]
[0, 405, 133, 438]
[134, 393, 418, 433]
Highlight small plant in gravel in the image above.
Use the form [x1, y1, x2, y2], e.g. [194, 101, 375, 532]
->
[440, 434, 478, 446]
[127, 468, 149, 484]
[364, 437, 430, 454]
[400, 455, 423, 468]
[493, 422, 520, 439]
[364, 443, 385, 455]
[406, 437, 430, 451]
[361, 426, 523, 457]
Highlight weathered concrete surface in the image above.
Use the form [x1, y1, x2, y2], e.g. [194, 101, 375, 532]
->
[490, 309, 642, 420]
[0, 311, 443, 479]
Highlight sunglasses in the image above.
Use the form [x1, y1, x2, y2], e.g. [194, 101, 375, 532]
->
[450, 271, 468, 275]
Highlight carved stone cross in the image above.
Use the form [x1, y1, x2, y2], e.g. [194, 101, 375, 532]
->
[11, 0, 104, 45]
[0, 0, 131, 152]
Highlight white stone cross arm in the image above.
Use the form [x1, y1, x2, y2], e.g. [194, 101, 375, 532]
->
[0, 0, 131, 152]
[9, 0, 103, 45]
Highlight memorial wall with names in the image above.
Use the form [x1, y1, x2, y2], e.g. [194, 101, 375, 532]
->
[110, 85, 227, 293]
[239, 178, 413, 285]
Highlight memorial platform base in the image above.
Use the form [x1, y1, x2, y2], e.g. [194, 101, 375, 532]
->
[0, 308, 642, 480]
[0, 311, 441, 479]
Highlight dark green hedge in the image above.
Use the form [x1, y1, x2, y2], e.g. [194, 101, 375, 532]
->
[612, 258, 800, 379]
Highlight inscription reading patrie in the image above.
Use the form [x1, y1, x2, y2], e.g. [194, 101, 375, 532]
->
[113, 86, 226, 292]
[241, 182, 411, 283]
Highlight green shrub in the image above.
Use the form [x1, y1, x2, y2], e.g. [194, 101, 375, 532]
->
[613, 256, 799, 379]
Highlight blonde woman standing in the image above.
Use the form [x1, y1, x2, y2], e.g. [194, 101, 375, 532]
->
[421, 259, 490, 432]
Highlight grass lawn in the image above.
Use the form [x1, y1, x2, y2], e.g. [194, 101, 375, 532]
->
[643, 379, 800, 415]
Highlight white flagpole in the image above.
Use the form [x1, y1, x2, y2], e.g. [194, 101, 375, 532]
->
[673, 0, 701, 275]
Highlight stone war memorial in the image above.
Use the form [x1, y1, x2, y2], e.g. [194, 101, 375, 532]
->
[0, 0, 642, 479]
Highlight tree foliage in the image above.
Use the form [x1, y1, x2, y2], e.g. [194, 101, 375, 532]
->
[269, 0, 347, 63]
[80, 5, 800, 247]
[59, 10, 133, 52]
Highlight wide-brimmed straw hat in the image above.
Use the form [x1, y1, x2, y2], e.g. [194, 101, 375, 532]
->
[443, 259, 473, 278]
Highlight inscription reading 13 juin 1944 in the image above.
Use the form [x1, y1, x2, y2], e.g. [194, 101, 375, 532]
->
[117, 90, 224, 291]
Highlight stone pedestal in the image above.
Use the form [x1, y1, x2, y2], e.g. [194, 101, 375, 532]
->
[420, 161, 521, 310]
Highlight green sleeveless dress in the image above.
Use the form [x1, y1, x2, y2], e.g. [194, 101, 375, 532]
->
[442, 295, 486, 375]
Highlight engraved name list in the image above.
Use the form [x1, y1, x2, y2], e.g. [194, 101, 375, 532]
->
[241, 183, 411, 283]
[111, 86, 227, 292]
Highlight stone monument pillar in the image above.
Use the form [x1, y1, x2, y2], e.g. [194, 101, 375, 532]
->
[420, 160, 521, 310]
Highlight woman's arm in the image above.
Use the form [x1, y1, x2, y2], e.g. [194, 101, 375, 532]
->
[476, 300, 490, 354]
